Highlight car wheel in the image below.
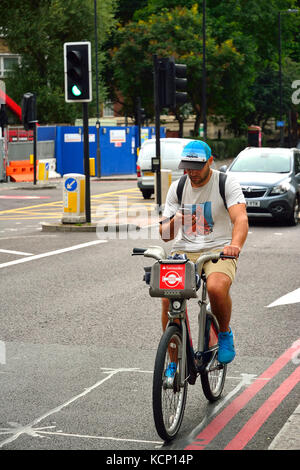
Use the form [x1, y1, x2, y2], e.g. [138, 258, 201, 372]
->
[142, 189, 153, 199]
[286, 197, 299, 226]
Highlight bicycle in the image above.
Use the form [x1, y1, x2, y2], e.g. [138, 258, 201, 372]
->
[132, 245, 236, 442]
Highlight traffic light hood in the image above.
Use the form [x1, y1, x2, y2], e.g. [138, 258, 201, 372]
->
[178, 140, 212, 170]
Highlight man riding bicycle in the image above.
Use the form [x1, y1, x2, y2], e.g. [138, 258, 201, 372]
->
[159, 140, 248, 365]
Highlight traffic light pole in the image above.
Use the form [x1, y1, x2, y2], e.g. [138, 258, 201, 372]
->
[136, 96, 141, 150]
[153, 55, 162, 211]
[33, 122, 37, 185]
[83, 103, 91, 223]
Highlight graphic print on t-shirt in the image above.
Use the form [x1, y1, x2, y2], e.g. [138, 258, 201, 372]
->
[183, 203, 214, 236]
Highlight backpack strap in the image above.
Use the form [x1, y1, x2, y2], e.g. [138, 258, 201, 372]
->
[176, 174, 187, 205]
[176, 172, 228, 210]
[219, 172, 228, 210]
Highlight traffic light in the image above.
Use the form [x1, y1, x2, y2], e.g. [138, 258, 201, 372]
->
[139, 107, 146, 125]
[64, 42, 92, 103]
[158, 57, 188, 108]
[21, 93, 36, 131]
[0, 105, 8, 129]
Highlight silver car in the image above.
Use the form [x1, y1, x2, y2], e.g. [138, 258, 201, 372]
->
[220, 147, 300, 225]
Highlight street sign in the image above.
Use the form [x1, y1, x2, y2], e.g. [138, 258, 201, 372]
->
[276, 120, 285, 128]
[65, 177, 78, 192]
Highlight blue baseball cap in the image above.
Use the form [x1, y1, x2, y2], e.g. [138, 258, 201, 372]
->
[178, 140, 212, 170]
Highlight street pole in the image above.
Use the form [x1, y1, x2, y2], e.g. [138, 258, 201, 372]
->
[278, 9, 299, 148]
[33, 121, 37, 185]
[83, 103, 91, 223]
[153, 54, 162, 210]
[278, 12, 283, 147]
[202, 0, 207, 141]
[136, 96, 141, 151]
[94, 0, 101, 177]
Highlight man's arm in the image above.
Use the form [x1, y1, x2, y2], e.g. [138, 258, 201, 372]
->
[223, 203, 249, 257]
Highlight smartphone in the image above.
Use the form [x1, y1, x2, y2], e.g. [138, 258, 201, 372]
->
[178, 207, 192, 215]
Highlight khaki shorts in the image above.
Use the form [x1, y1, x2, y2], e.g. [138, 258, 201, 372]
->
[172, 249, 237, 284]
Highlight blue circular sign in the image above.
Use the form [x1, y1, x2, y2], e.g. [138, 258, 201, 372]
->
[65, 178, 77, 191]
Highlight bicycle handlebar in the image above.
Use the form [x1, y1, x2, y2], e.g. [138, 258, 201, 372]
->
[132, 248, 147, 255]
[132, 246, 236, 265]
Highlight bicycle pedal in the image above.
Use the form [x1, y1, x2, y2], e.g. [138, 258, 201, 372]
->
[187, 372, 197, 385]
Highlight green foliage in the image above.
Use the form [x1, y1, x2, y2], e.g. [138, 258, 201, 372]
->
[205, 137, 248, 160]
[110, 4, 257, 134]
[0, 0, 117, 123]
[110, 0, 300, 135]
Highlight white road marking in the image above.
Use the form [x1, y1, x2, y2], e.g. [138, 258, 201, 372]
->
[266, 288, 300, 308]
[0, 367, 136, 448]
[0, 235, 57, 240]
[0, 240, 107, 269]
[0, 249, 33, 256]
[0, 366, 259, 449]
[37, 430, 162, 445]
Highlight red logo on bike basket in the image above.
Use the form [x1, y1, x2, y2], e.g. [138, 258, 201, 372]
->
[159, 264, 186, 290]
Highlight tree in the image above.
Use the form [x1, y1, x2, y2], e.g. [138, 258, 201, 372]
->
[0, 0, 117, 124]
[109, 4, 257, 135]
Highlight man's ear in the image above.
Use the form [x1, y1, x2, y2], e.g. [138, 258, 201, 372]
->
[208, 156, 214, 165]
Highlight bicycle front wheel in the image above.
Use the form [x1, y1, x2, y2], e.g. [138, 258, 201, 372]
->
[200, 314, 227, 402]
[152, 324, 188, 441]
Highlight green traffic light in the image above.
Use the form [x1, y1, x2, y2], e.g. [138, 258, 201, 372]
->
[71, 85, 82, 97]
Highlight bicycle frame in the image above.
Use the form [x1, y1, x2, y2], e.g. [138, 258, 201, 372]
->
[166, 273, 213, 387]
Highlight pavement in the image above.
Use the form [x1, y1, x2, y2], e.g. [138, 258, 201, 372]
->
[0, 169, 299, 451]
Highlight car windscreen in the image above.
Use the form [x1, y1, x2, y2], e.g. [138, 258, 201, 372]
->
[230, 151, 291, 173]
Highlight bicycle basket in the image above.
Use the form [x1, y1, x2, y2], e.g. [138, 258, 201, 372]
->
[149, 259, 197, 299]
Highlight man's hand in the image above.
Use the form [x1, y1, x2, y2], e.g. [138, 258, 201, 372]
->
[175, 209, 196, 231]
[223, 244, 241, 258]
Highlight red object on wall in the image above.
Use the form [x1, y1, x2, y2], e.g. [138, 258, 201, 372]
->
[0, 89, 22, 121]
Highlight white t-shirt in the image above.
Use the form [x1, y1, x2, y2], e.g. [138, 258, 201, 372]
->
[162, 169, 246, 252]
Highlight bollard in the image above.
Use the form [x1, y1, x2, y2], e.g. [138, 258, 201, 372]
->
[89, 157, 95, 176]
[37, 161, 49, 182]
[154, 169, 172, 205]
[61, 173, 86, 223]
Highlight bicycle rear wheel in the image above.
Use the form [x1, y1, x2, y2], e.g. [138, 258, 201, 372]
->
[152, 324, 188, 441]
[200, 314, 227, 402]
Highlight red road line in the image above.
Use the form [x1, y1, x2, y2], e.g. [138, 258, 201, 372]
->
[224, 365, 300, 450]
[185, 340, 300, 450]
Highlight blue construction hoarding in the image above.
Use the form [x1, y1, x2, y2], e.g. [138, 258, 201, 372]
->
[55, 125, 166, 176]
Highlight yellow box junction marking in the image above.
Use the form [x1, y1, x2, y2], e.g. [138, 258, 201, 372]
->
[0, 188, 154, 221]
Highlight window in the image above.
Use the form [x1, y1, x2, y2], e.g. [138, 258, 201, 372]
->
[0, 55, 20, 77]
[103, 101, 114, 117]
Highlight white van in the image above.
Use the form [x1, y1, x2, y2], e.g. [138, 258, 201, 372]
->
[136, 138, 193, 199]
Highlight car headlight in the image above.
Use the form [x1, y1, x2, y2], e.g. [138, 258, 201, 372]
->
[270, 180, 291, 195]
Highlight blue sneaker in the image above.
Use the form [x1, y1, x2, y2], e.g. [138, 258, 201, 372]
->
[218, 328, 236, 364]
[165, 362, 177, 378]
